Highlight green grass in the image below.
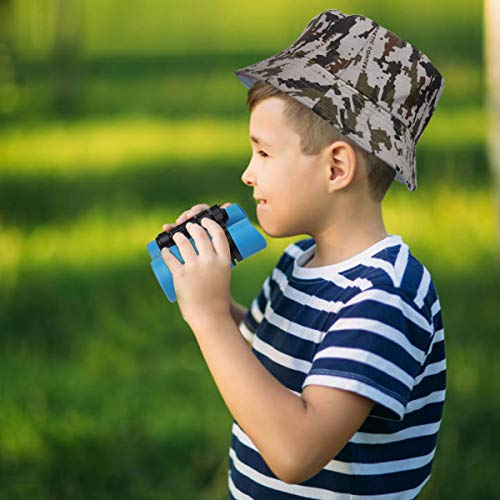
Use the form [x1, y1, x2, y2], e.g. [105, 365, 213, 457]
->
[0, 120, 498, 498]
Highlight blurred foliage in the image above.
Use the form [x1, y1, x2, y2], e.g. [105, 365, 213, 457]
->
[0, 0, 486, 122]
[0, 0, 498, 499]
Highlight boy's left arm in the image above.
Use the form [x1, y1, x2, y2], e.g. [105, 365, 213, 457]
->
[190, 315, 375, 484]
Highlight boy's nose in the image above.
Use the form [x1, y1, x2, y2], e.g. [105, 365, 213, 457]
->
[241, 165, 256, 187]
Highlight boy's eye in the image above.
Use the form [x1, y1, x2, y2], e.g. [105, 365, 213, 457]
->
[258, 150, 268, 158]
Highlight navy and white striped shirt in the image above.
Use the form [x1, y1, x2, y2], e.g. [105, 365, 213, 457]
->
[229, 234, 446, 499]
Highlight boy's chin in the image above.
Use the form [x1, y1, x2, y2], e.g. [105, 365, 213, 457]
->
[258, 220, 302, 239]
[256, 207, 306, 238]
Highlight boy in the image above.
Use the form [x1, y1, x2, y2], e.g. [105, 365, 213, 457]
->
[161, 8, 446, 499]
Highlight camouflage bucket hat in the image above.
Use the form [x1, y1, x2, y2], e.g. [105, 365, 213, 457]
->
[234, 9, 445, 192]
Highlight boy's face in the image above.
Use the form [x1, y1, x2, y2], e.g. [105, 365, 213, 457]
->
[241, 97, 330, 238]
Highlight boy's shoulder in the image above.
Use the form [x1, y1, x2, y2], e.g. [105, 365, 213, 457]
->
[278, 236, 439, 319]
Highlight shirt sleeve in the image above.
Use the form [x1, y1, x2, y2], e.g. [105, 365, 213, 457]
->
[302, 286, 433, 421]
[238, 275, 271, 345]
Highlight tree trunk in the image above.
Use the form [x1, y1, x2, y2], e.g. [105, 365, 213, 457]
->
[485, 0, 500, 263]
[52, 0, 84, 116]
[0, 0, 17, 118]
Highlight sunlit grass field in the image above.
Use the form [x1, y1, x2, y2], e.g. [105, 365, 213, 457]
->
[1, 114, 499, 499]
[1, 0, 498, 498]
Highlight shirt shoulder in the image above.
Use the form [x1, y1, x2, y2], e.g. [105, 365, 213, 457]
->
[344, 238, 440, 322]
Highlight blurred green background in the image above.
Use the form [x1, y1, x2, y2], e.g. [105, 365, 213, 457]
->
[0, 0, 498, 498]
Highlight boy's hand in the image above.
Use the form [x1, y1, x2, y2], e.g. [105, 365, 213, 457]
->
[162, 202, 232, 233]
[160, 203, 233, 329]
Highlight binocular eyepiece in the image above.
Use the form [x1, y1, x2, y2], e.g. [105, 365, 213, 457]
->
[147, 203, 267, 302]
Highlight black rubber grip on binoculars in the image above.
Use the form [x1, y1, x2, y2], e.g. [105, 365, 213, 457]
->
[155, 204, 243, 266]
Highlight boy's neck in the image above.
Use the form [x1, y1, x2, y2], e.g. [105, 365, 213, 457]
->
[305, 204, 389, 268]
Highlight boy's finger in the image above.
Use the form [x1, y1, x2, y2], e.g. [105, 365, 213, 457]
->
[176, 204, 208, 223]
[169, 203, 232, 229]
[174, 202, 234, 227]
[176, 211, 193, 223]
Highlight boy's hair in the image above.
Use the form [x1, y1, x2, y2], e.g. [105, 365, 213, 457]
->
[247, 81, 396, 203]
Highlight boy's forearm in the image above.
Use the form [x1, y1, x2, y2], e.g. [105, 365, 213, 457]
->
[229, 297, 248, 325]
[189, 315, 308, 482]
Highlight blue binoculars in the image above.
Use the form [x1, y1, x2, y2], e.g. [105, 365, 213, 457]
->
[147, 203, 267, 302]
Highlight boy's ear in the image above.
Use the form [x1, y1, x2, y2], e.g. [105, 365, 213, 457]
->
[326, 141, 357, 191]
